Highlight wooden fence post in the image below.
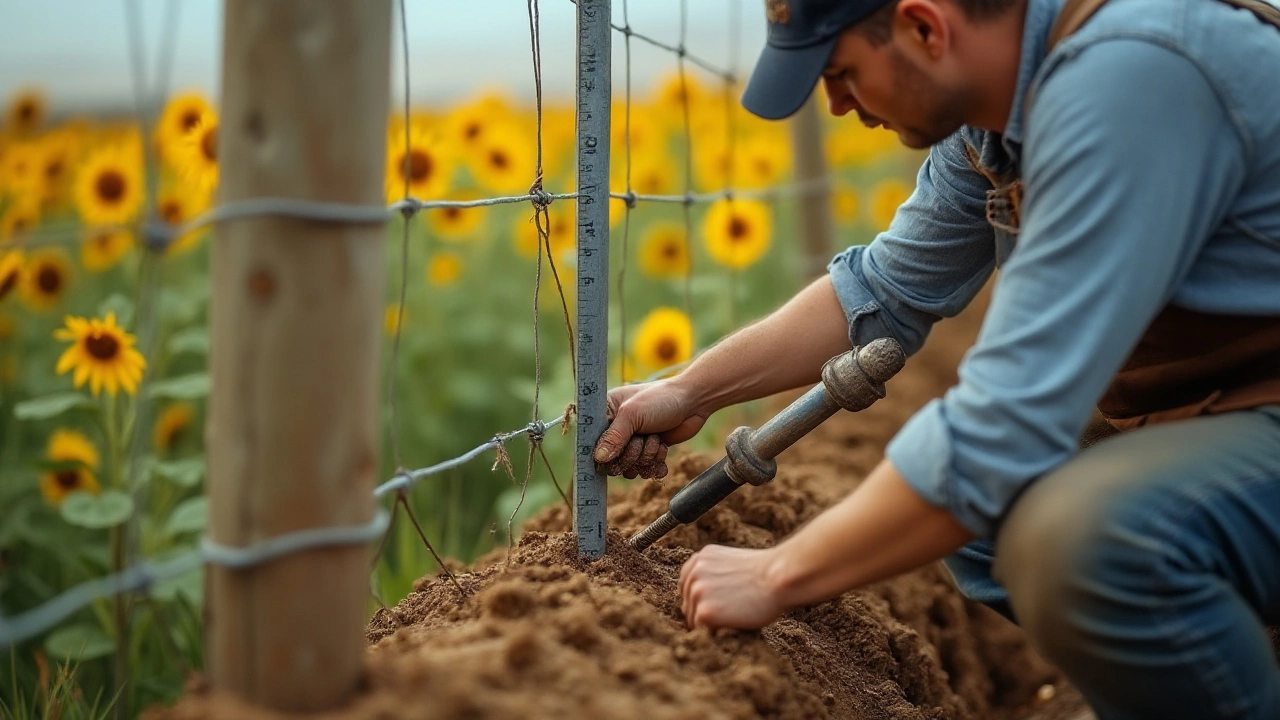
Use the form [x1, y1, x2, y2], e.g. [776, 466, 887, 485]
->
[789, 91, 835, 279]
[207, 0, 391, 711]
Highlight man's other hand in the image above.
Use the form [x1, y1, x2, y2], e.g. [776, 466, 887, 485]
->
[678, 544, 787, 630]
[594, 379, 709, 479]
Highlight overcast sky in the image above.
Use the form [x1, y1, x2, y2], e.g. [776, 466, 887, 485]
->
[0, 1, 768, 117]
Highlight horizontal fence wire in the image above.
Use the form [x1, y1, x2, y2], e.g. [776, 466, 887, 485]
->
[0, 414, 568, 648]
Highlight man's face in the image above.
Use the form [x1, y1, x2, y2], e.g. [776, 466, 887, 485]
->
[818, 13, 970, 149]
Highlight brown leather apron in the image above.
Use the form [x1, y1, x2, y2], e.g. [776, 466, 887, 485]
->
[965, 0, 1280, 438]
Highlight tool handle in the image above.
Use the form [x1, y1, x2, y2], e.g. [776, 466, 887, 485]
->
[749, 338, 907, 461]
[667, 457, 740, 523]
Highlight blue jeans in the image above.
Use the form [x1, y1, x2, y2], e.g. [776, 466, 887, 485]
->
[943, 406, 1280, 720]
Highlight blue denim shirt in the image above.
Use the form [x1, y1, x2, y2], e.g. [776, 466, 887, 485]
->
[828, 0, 1280, 537]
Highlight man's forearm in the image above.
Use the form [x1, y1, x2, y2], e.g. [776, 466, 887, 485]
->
[672, 275, 854, 415]
[765, 458, 973, 609]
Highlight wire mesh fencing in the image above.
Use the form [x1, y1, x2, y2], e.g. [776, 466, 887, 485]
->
[0, 0, 920, 713]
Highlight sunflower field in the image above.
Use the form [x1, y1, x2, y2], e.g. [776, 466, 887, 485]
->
[0, 72, 921, 716]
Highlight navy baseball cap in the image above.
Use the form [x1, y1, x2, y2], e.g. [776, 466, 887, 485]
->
[742, 0, 895, 120]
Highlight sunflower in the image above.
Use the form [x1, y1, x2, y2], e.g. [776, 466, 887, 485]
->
[40, 427, 101, 508]
[634, 307, 694, 372]
[156, 93, 212, 164]
[81, 227, 135, 272]
[514, 205, 574, 260]
[611, 103, 668, 159]
[624, 152, 677, 197]
[0, 196, 41, 242]
[40, 465, 100, 508]
[832, 184, 860, 226]
[19, 247, 71, 312]
[385, 120, 453, 203]
[869, 179, 914, 230]
[155, 187, 210, 255]
[638, 223, 690, 278]
[826, 125, 901, 168]
[692, 137, 734, 192]
[426, 253, 463, 287]
[542, 107, 577, 179]
[652, 71, 708, 121]
[703, 199, 772, 270]
[469, 124, 533, 195]
[48, 428, 100, 470]
[5, 89, 45, 136]
[173, 113, 219, 196]
[384, 304, 405, 337]
[426, 195, 485, 242]
[153, 402, 194, 455]
[54, 312, 146, 397]
[1, 142, 46, 197]
[444, 93, 513, 154]
[0, 251, 21, 302]
[609, 197, 627, 229]
[738, 137, 791, 190]
[74, 144, 144, 226]
[37, 128, 80, 206]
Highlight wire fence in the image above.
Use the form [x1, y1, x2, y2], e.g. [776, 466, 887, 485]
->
[0, 0, 831, 672]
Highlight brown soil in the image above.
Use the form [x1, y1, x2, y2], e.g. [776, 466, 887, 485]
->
[151, 295, 1092, 720]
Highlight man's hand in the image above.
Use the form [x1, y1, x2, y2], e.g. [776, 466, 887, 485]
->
[678, 545, 787, 630]
[675, 459, 974, 631]
[594, 379, 710, 479]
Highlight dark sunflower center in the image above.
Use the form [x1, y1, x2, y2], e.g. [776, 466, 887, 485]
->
[0, 271, 17, 299]
[407, 150, 432, 182]
[201, 127, 218, 162]
[443, 207, 460, 222]
[464, 122, 482, 141]
[662, 241, 679, 259]
[37, 265, 61, 293]
[85, 331, 120, 360]
[655, 336, 678, 362]
[55, 470, 81, 490]
[18, 102, 35, 122]
[12, 218, 28, 235]
[162, 422, 187, 451]
[489, 149, 510, 171]
[45, 159, 63, 181]
[96, 170, 126, 203]
[181, 110, 202, 132]
[728, 217, 749, 242]
[161, 202, 183, 225]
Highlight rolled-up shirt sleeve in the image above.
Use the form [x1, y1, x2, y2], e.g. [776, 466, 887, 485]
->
[886, 39, 1247, 537]
[828, 132, 996, 355]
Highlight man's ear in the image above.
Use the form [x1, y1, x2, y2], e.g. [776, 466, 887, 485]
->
[895, 0, 950, 59]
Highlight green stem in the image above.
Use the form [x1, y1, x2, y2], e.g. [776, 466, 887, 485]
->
[103, 393, 131, 720]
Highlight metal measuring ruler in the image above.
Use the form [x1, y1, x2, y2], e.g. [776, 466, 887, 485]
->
[573, 0, 611, 559]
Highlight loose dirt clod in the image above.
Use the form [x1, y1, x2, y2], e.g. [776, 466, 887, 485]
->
[148, 294, 1088, 720]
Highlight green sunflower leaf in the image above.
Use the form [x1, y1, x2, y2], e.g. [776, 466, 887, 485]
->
[45, 622, 116, 661]
[149, 373, 211, 400]
[60, 490, 134, 529]
[97, 293, 135, 329]
[151, 457, 205, 488]
[167, 327, 210, 357]
[165, 497, 208, 536]
[13, 392, 95, 421]
[149, 561, 203, 604]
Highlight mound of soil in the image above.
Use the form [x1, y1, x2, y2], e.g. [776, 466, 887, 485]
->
[152, 296, 1092, 720]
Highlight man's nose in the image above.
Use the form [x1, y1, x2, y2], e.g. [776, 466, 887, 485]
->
[821, 77, 854, 117]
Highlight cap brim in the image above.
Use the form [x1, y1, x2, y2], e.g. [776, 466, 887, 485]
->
[741, 36, 838, 120]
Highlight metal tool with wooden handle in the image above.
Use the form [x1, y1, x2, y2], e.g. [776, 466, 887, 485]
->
[627, 338, 907, 551]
